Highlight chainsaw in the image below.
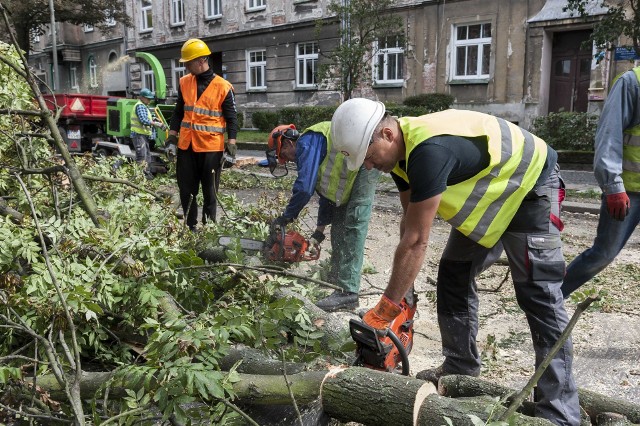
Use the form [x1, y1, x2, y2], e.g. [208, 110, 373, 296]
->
[218, 226, 321, 263]
[350, 295, 417, 376]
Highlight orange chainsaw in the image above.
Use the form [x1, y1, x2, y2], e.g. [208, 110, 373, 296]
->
[218, 226, 320, 263]
[349, 296, 417, 375]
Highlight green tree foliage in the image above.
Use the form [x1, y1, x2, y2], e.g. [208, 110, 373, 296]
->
[564, 0, 640, 55]
[316, 0, 404, 100]
[4, 0, 131, 57]
[0, 42, 339, 424]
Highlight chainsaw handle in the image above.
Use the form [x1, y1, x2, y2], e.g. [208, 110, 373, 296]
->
[386, 329, 410, 376]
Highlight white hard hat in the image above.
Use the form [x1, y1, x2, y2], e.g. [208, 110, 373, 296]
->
[330, 98, 385, 170]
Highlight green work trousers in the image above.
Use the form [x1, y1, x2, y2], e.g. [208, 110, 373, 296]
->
[328, 167, 380, 293]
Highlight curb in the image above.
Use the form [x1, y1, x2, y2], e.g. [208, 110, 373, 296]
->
[563, 201, 599, 215]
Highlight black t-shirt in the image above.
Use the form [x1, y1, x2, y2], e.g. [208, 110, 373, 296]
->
[391, 135, 556, 202]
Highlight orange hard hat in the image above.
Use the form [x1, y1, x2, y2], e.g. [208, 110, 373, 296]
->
[267, 124, 299, 164]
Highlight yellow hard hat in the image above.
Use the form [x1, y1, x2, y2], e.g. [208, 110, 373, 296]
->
[179, 38, 212, 63]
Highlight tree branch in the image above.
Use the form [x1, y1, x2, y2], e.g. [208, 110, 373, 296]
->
[499, 295, 601, 421]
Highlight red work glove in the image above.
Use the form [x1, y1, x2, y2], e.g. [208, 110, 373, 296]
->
[606, 192, 630, 221]
[362, 295, 402, 331]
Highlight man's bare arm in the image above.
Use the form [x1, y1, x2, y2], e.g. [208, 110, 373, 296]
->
[384, 194, 441, 303]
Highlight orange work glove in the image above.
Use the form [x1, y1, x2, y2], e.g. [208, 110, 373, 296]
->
[362, 295, 402, 331]
[606, 192, 630, 221]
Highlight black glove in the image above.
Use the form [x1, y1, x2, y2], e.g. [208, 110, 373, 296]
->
[225, 143, 237, 159]
[271, 216, 291, 230]
[309, 230, 325, 245]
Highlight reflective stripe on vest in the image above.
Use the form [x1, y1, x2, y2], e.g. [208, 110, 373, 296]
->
[130, 101, 152, 136]
[391, 110, 548, 247]
[178, 74, 233, 152]
[305, 122, 358, 206]
[621, 67, 640, 191]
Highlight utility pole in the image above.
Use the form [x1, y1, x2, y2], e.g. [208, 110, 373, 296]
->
[48, 0, 59, 92]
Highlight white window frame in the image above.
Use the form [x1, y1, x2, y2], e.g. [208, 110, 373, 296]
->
[83, 24, 94, 32]
[140, 0, 153, 32]
[171, 59, 186, 92]
[205, 0, 222, 19]
[451, 22, 491, 81]
[373, 35, 404, 85]
[246, 49, 267, 90]
[88, 57, 98, 88]
[296, 42, 318, 88]
[105, 15, 116, 27]
[247, 0, 266, 12]
[143, 63, 156, 92]
[70, 65, 79, 92]
[170, 0, 185, 26]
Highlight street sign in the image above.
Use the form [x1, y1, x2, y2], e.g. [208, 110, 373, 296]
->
[614, 47, 640, 61]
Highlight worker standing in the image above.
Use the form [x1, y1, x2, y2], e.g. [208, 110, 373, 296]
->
[266, 122, 380, 311]
[330, 98, 580, 426]
[130, 88, 163, 180]
[562, 67, 640, 297]
[166, 38, 238, 229]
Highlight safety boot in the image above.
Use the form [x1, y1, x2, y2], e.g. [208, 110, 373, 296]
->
[416, 363, 479, 385]
[315, 291, 358, 312]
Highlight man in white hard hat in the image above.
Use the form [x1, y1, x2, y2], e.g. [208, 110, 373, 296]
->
[330, 98, 579, 426]
[166, 38, 238, 229]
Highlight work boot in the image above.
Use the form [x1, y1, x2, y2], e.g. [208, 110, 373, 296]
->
[415, 364, 451, 385]
[315, 291, 358, 312]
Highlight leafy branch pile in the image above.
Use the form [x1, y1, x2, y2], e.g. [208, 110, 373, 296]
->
[0, 41, 345, 425]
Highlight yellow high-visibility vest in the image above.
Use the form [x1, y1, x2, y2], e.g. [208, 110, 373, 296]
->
[391, 109, 548, 247]
[305, 122, 358, 206]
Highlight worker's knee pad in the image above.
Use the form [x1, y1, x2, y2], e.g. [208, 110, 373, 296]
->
[437, 259, 473, 314]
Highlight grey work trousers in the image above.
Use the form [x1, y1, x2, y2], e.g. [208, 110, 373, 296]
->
[436, 166, 580, 426]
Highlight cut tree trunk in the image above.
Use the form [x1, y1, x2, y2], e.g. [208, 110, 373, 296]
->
[416, 394, 553, 425]
[439, 374, 640, 424]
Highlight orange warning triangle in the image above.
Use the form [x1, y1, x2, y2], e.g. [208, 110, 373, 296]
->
[70, 98, 85, 112]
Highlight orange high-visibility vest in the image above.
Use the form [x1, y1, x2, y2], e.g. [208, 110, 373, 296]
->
[178, 74, 233, 152]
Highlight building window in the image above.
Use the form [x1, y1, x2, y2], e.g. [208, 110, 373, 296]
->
[70, 65, 79, 92]
[452, 22, 491, 79]
[373, 35, 404, 85]
[247, 0, 266, 11]
[140, 0, 153, 32]
[296, 42, 318, 88]
[171, 59, 186, 92]
[30, 28, 40, 43]
[105, 14, 116, 27]
[83, 24, 94, 32]
[88, 56, 98, 88]
[205, 0, 222, 19]
[246, 49, 266, 90]
[143, 62, 156, 92]
[171, 0, 185, 26]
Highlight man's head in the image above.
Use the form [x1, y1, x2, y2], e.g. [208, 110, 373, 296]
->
[139, 88, 155, 104]
[266, 124, 300, 177]
[179, 38, 212, 75]
[330, 98, 387, 171]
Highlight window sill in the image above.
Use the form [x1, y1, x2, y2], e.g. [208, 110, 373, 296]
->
[372, 82, 403, 89]
[170, 22, 185, 28]
[246, 88, 267, 93]
[205, 15, 222, 22]
[246, 6, 266, 13]
[448, 78, 490, 85]
[139, 29, 153, 34]
[295, 86, 317, 91]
